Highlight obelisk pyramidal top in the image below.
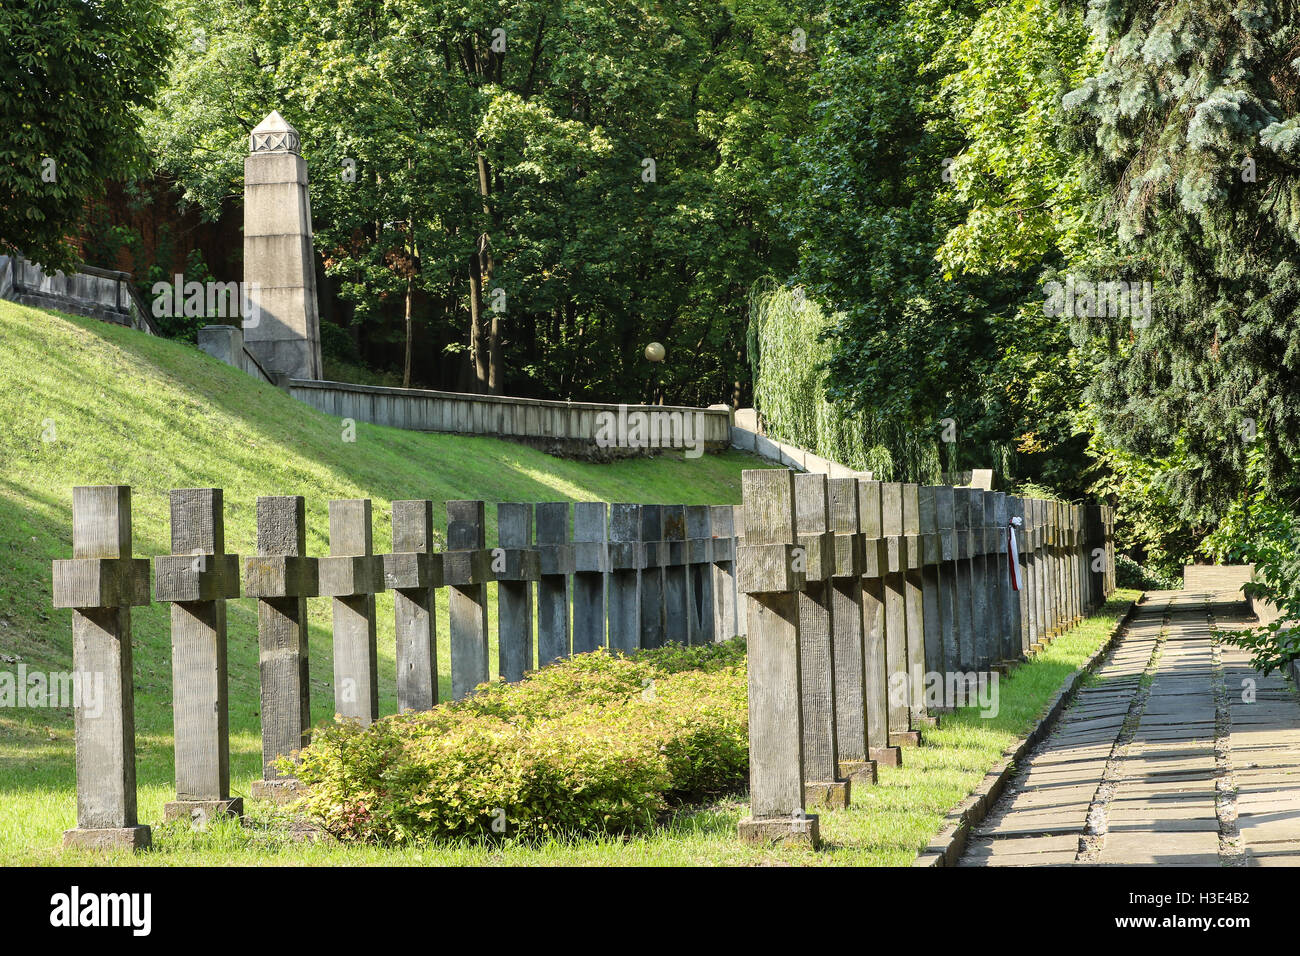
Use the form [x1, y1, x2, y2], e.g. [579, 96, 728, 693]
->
[242, 110, 324, 381]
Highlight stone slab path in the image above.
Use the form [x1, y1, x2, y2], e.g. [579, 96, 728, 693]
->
[958, 590, 1300, 867]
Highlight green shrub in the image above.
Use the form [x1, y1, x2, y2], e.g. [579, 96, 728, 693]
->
[1115, 552, 1181, 591]
[284, 641, 749, 843]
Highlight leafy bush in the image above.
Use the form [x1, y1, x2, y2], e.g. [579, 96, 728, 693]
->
[284, 642, 749, 843]
[1115, 553, 1181, 591]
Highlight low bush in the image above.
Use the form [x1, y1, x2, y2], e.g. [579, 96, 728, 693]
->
[1116, 552, 1182, 591]
[284, 640, 749, 843]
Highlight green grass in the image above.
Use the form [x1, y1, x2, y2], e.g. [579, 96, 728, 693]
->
[0, 298, 761, 864]
[0, 298, 1139, 867]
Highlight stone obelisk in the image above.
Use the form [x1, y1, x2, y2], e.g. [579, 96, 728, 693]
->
[243, 110, 324, 381]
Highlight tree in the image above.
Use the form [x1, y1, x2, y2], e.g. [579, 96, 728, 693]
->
[142, 0, 817, 401]
[1063, 0, 1300, 518]
[0, 0, 171, 270]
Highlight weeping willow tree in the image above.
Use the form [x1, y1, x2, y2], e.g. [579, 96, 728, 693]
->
[747, 280, 943, 481]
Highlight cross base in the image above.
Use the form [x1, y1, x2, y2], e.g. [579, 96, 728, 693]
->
[62, 825, 151, 852]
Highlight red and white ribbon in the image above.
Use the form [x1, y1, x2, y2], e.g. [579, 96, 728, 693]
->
[1007, 517, 1023, 591]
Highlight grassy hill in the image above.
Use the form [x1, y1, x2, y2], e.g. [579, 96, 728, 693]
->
[0, 299, 760, 862]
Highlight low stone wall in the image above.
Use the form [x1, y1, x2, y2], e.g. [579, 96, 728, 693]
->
[0, 255, 158, 334]
[197, 325, 277, 386]
[287, 379, 733, 459]
[729, 407, 868, 478]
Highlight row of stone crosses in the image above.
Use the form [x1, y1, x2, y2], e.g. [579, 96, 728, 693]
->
[50, 472, 1114, 852]
[731, 469, 1116, 847]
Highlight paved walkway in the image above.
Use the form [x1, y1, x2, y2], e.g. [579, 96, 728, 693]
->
[959, 590, 1300, 866]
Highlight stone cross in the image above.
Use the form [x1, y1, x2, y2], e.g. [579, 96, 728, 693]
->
[445, 500, 491, 699]
[736, 469, 818, 847]
[968, 488, 992, 671]
[983, 491, 1007, 667]
[794, 473, 848, 808]
[1009, 496, 1031, 656]
[382, 500, 442, 712]
[243, 110, 323, 380]
[827, 477, 876, 785]
[709, 505, 739, 641]
[685, 505, 715, 645]
[638, 505, 666, 649]
[661, 504, 690, 644]
[319, 499, 386, 725]
[571, 502, 609, 654]
[934, 485, 960, 679]
[902, 483, 933, 728]
[155, 488, 242, 823]
[52, 485, 152, 851]
[857, 478, 900, 766]
[496, 503, 540, 682]
[607, 503, 643, 653]
[244, 495, 317, 802]
[535, 502, 573, 665]
[880, 482, 920, 746]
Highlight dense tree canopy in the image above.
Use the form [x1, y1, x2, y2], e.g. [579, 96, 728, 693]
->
[143, 0, 818, 400]
[0, 0, 171, 270]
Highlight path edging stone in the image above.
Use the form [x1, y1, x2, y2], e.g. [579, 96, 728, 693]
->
[912, 597, 1140, 867]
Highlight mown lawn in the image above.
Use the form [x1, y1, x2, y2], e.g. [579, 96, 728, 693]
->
[0, 299, 759, 863]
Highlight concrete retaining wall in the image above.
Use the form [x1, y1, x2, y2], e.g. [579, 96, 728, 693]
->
[0, 255, 158, 334]
[287, 379, 733, 459]
[729, 407, 869, 478]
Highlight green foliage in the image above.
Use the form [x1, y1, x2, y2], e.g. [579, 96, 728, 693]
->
[142, 0, 819, 402]
[1115, 553, 1180, 592]
[782, 0, 1099, 490]
[285, 643, 749, 843]
[0, 0, 171, 270]
[747, 281, 931, 478]
[1063, 0, 1300, 518]
[1200, 450, 1300, 674]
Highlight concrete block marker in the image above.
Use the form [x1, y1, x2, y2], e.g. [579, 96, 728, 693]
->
[968, 489, 992, 671]
[1031, 499, 1048, 650]
[319, 499, 386, 725]
[709, 505, 739, 641]
[535, 502, 573, 665]
[607, 503, 643, 653]
[737, 469, 819, 848]
[244, 495, 317, 802]
[952, 488, 976, 671]
[881, 482, 920, 747]
[445, 500, 491, 699]
[857, 479, 901, 766]
[934, 486, 959, 678]
[496, 503, 540, 682]
[794, 473, 849, 808]
[639, 505, 666, 649]
[661, 505, 690, 643]
[1009, 496, 1031, 657]
[571, 502, 608, 654]
[902, 483, 934, 728]
[1020, 497, 1039, 653]
[685, 505, 715, 645]
[827, 477, 876, 785]
[53, 485, 152, 851]
[917, 486, 944, 678]
[987, 494, 1008, 665]
[155, 488, 242, 824]
[383, 500, 442, 712]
